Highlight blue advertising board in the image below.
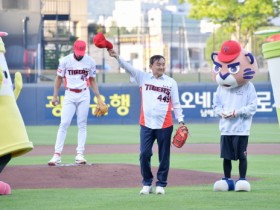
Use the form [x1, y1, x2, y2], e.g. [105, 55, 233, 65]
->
[17, 83, 277, 125]
[178, 83, 277, 123]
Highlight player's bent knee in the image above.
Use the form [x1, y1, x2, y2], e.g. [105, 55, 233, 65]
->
[140, 152, 152, 159]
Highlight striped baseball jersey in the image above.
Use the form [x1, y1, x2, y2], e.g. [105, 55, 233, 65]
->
[57, 53, 96, 89]
[118, 58, 184, 129]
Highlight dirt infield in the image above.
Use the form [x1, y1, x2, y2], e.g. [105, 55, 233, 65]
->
[2, 164, 228, 189]
[1, 143, 277, 189]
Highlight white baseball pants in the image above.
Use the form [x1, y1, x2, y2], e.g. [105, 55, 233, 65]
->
[54, 89, 90, 155]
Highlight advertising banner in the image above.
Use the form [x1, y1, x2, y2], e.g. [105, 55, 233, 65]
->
[17, 83, 277, 125]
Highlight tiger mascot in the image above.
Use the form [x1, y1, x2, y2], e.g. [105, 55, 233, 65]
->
[211, 40, 258, 192]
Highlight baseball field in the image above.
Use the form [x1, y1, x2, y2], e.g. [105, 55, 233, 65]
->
[0, 123, 279, 210]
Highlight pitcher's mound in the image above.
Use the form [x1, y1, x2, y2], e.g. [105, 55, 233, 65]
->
[1, 164, 247, 189]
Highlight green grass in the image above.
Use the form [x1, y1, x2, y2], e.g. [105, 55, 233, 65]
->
[97, 71, 271, 84]
[26, 123, 280, 146]
[1, 184, 280, 210]
[40, 71, 271, 84]
[1, 124, 280, 210]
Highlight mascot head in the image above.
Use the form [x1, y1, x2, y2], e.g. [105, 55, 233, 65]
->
[211, 40, 258, 89]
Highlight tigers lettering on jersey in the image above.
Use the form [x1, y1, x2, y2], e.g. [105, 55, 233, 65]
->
[68, 69, 89, 76]
[144, 84, 171, 96]
[118, 57, 184, 129]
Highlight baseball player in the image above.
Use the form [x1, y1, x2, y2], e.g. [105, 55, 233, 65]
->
[108, 49, 185, 195]
[48, 40, 103, 166]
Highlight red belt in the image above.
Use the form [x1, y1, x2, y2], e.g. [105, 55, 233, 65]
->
[66, 88, 87, 93]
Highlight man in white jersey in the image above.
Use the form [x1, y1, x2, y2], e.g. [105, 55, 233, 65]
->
[48, 40, 103, 166]
[108, 49, 185, 195]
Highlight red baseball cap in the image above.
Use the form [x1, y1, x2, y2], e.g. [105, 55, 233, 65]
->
[217, 40, 241, 62]
[73, 40, 86, 56]
[93, 33, 113, 50]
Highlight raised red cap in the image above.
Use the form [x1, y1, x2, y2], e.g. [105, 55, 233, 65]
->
[93, 33, 113, 50]
[217, 40, 241, 62]
[73, 40, 86, 56]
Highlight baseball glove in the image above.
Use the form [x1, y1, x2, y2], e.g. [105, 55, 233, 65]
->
[172, 125, 189, 148]
[94, 98, 108, 117]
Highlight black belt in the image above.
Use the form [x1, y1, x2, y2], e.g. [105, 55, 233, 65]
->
[66, 88, 87, 93]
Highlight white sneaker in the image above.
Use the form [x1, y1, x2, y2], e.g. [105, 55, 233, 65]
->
[48, 154, 61, 166]
[75, 154, 86, 164]
[156, 186, 165, 195]
[139, 186, 153, 195]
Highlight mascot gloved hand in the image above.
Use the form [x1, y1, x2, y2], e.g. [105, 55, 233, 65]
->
[211, 40, 258, 192]
[0, 32, 33, 195]
[14, 72, 23, 100]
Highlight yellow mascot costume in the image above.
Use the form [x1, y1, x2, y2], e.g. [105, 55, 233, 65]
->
[0, 32, 33, 195]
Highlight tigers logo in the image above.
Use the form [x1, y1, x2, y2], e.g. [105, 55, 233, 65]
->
[78, 46, 85, 51]
[223, 46, 229, 53]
